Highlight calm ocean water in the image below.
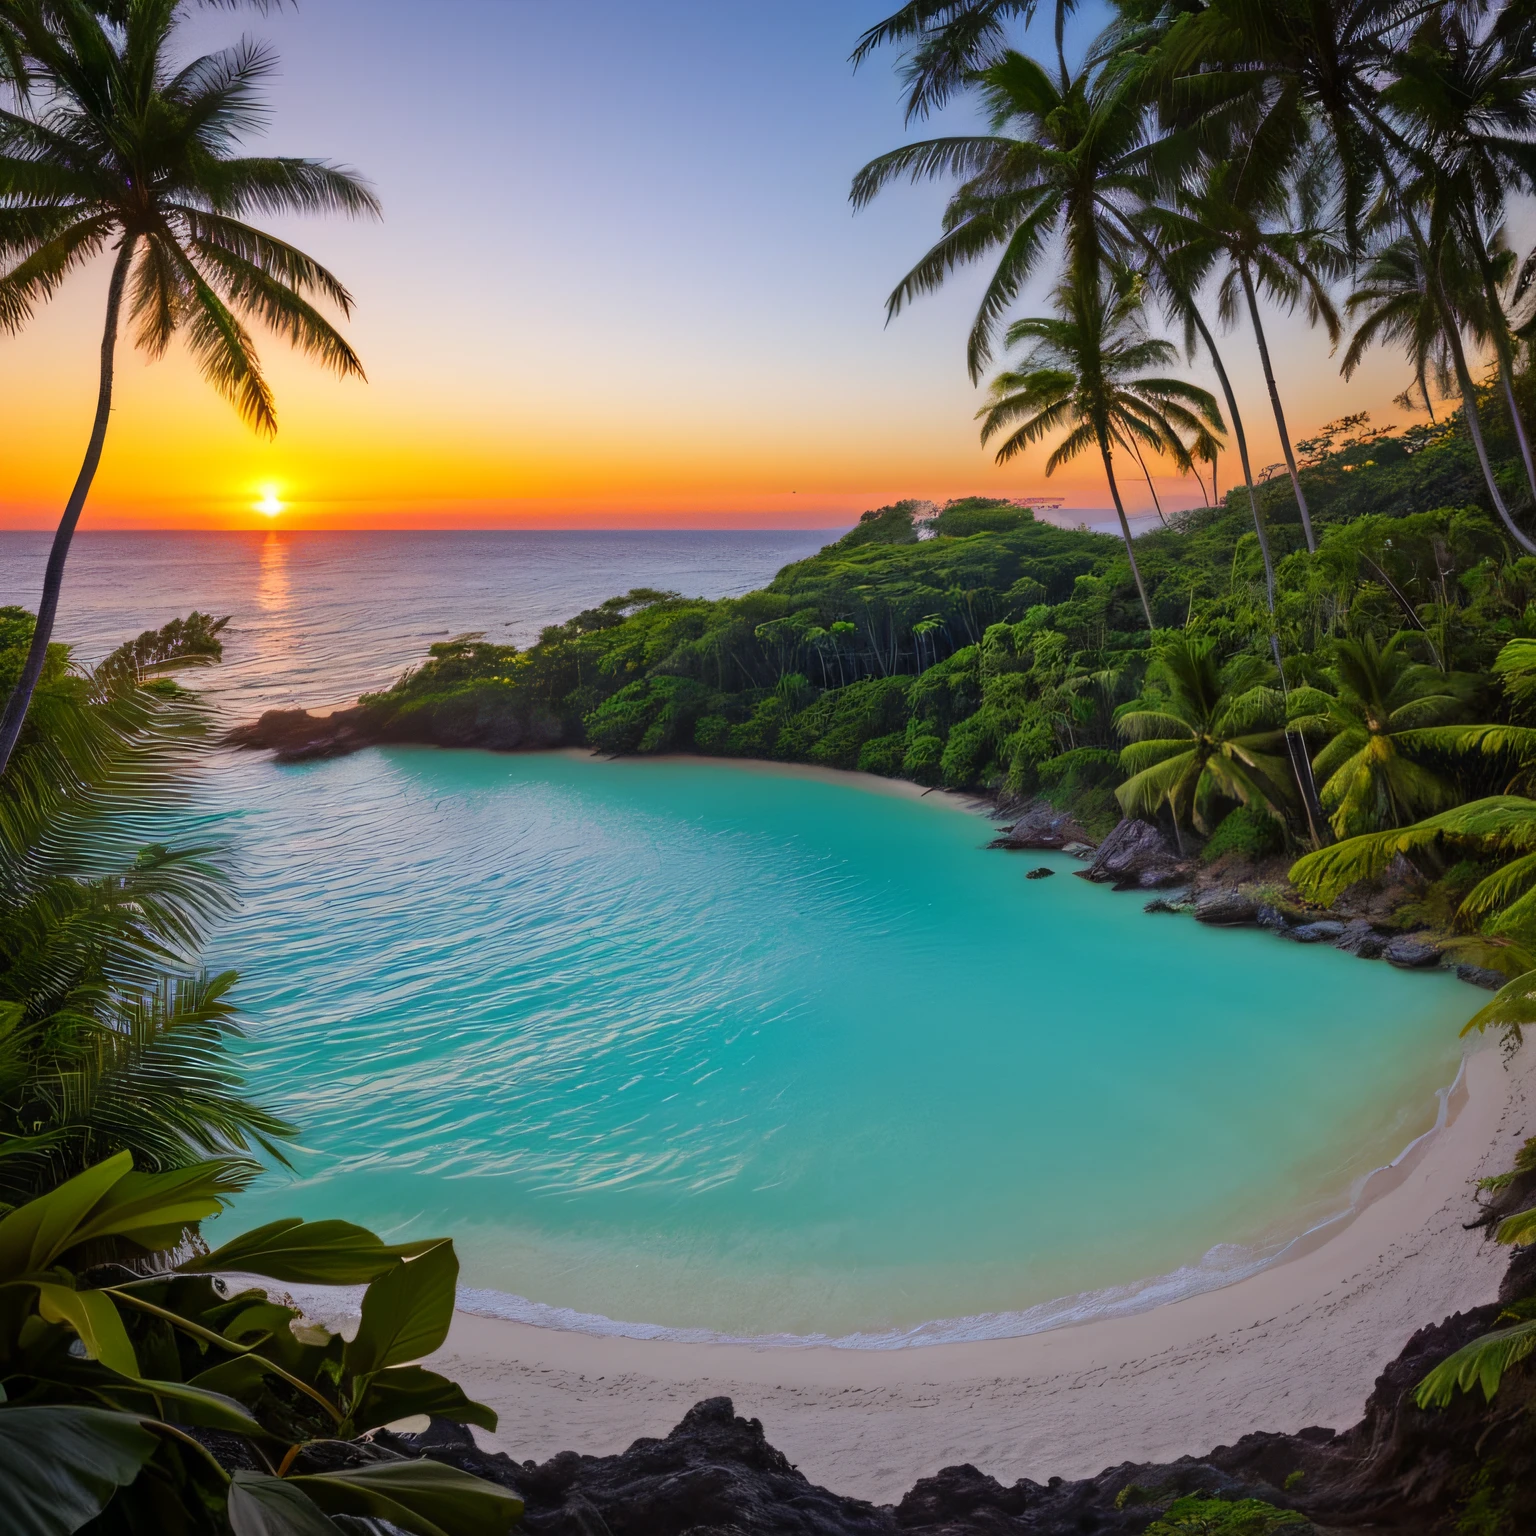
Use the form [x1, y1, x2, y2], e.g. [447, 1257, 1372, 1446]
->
[0, 529, 837, 720]
[0, 525, 1484, 1340]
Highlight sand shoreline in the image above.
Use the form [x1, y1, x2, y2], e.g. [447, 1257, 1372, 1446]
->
[418, 1036, 1531, 1504]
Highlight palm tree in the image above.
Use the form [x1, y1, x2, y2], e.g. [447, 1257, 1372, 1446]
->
[1287, 632, 1480, 837]
[1114, 633, 1293, 840]
[0, 0, 378, 774]
[1341, 237, 1462, 420]
[1384, 9, 1536, 509]
[1153, 157, 1346, 554]
[0, 608, 292, 1205]
[1166, 0, 1536, 556]
[851, 0, 1075, 121]
[976, 270, 1225, 630]
[850, 42, 1158, 383]
[1289, 794, 1536, 946]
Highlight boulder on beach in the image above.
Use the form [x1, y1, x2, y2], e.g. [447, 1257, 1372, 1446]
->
[1083, 819, 1188, 890]
[1384, 936, 1441, 969]
[990, 800, 1094, 851]
[1193, 887, 1259, 926]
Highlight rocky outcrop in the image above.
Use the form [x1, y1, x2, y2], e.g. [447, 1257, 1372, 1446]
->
[1193, 887, 1260, 926]
[1384, 936, 1442, 969]
[348, 1322, 1536, 1535]
[1083, 819, 1189, 890]
[226, 694, 569, 763]
[989, 800, 1094, 852]
[1289, 919, 1346, 944]
[1333, 918, 1388, 958]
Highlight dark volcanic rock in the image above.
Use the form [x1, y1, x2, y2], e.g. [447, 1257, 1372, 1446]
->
[1384, 936, 1441, 969]
[226, 694, 568, 761]
[511, 1398, 890, 1536]
[253, 1272, 1536, 1536]
[989, 800, 1093, 852]
[1193, 887, 1259, 926]
[1457, 963, 1508, 991]
[1334, 917, 1387, 958]
[1289, 919, 1345, 944]
[1024, 866, 1054, 880]
[1084, 819, 1188, 890]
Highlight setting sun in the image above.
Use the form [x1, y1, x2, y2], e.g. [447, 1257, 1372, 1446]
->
[255, 487, 284, 518]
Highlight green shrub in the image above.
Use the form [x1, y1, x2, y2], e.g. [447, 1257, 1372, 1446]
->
[1038, 747, 1125, 838]
[1143, 1495, 1307, 1535]
[777, 676, 912, 769]
[858, 732, 907, 776]
[902, 732, 944, 782]
[1202, 805, 1286, 863]
[583, 675, 722, 754]
[694, 713, 731, 752]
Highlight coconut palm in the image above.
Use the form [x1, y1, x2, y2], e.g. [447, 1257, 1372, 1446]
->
[851, 29, 1297, 614]
[851, 0, 1076, 121]
[1341, 236, 1464, 420]
[0, 0, 378, 774]
[1114, 633, 1293, 839]
[1383, 9, 1536, 508]
[976, 269, 1225, 630]
[1289, 795, 1536, 945]
[850, 42, 1162, 383]
[1286, 632, 1482, 837]
[1166, 0, 1536, 556]
[1154, 157, 1347, 554]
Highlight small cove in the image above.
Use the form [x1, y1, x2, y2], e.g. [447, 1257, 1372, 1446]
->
[209, 746, 1477, 1342]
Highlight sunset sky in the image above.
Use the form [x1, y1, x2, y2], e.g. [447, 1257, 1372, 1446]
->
[0, 0, 1461, 532]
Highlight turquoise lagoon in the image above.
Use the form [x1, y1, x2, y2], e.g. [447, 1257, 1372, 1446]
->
[213, 747, 1475, 1343]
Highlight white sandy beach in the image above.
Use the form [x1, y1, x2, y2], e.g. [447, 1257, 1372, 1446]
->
[415, 1036, 1533, 1505]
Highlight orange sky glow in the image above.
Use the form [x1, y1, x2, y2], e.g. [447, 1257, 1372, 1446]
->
[0, 4, 1461, 536]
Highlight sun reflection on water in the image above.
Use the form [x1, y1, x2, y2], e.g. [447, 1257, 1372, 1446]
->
[257, 531, 290, 614]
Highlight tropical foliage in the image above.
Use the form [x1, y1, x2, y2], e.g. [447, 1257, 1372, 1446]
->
[0, 610, 292, 1208]
[0, 1151, 520, 1536]
[1113, 635, 1290, 839]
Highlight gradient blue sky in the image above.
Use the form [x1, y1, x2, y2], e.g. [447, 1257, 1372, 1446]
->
[0, 0, 1447, 528]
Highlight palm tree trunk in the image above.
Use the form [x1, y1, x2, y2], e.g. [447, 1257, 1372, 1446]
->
[1121, 221, 1277, 607]
[1127, 437, 1168, 526]
[1466, 227, 1536, 509]
[1097, 428, 1155, 630]
[1194, 302, 1278, 610]
[0, 238, 135, 776]
[1361, 121, 1536, 556]
[1239, 260, 1317, 554]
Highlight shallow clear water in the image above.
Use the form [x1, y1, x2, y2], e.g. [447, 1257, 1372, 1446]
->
[207, 746, 1474, 1342]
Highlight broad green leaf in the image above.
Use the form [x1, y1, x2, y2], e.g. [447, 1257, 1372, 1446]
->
[105, 1378, 266, 1437]
[67, 1163, 240, 1255]
[0, 1153, 132, 1279]
[35, 1284, 140, 1378]
[1496, 1206, 1536, 1246]
[345, 1241, 457, 1378]
[1416, 1317, 1536, 1407]
[1462, 968, 1536, 1043]
[290, 1459, 521, 1536]
[188, 1353, 286, 1401]
[0, 1404, 156, 1536]
[185, 1218, 440, 1285]
[350, 1364, 498, 1435]
[227, 1472, 338, 1536]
